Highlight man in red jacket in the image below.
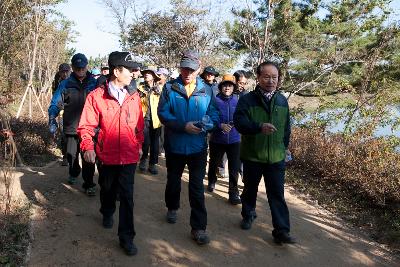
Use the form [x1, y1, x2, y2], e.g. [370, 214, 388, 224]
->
[77, 51, 144, 256]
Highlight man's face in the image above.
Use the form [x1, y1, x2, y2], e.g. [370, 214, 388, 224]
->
[159, 74, 167, 85]
[204, 72, 215, 83]
[115, 67, 133, 87]
[257, 65, 279, 93]
[237, 77, 248, 92]
[59, 70, 70, 80]
[101, 69, 109, 75]
[221, 83, 234, 97]
[180, 67, 199, 85]
[143, 72, 154, 83]
[72, 65, 88, 79]
[132, 68, 141, 80]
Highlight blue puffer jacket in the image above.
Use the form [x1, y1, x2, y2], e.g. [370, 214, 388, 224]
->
[205, 81, 219, 97]
[210, 93, 241, 144]
[157, 77, 220, 155]
[48, 72, 97, 135]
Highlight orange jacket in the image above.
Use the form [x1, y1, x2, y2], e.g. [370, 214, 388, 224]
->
[78, 83, 144, 165]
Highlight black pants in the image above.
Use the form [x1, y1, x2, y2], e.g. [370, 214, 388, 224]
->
[141, 121, 161, 165]
[58, 133, 67, 159]
[165, 150, 207, 230]
[98, 163, 136, 241]
[208, 142, 240, 194]
[241, 160, 290, 236]
[66, 135, 95, 189]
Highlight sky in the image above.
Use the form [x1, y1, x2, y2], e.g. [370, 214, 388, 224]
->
[57, 0, 400, 59]
[56, 0, 121, 58]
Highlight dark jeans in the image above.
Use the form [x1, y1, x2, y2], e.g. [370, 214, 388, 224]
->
[141, 121, 161, 165]
[241, 160, 290, 235]
[208, 142, 240, 194]
[165, 150, 207, 230]
[98, 163, 136, 241]
[65, 135, 95, 189]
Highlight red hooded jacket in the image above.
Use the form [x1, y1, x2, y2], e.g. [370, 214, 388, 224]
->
[78, 83, 144, 165]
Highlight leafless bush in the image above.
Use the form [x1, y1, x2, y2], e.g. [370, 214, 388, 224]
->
[290, 126, 400, 206]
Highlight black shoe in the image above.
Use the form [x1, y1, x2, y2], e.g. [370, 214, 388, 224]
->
[166, 209, 177, 224]
[191, 230, 210, 245]
[102, 216, 113, 229]
[119, 239, 138, 256]
[207, 182, 215, 192]
[148, 164, 158, 175]
[139, 160, 146, 171]
[229, 193, 241, 205]
[240, 216, 255, 230]
[85, 186, 96, 197]
[273, 232, 296, 245]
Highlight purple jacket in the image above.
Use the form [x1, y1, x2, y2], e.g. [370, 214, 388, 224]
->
[210, 93, 241, 144]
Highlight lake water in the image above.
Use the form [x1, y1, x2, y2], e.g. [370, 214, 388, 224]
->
[296, 106, 400, 138]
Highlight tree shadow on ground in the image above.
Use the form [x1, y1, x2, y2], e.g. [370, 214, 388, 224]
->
[15, 158, 399, 266]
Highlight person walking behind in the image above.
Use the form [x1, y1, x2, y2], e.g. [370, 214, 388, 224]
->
[78, 51, 144, 255]
[200, 66, 219, 96]
[157, 67, 169, 87]
[207, 74, 241, 205]
[51, 63, 71, 166]
[138, 66, 162, 174]
[233, 61, 295, 245]
[158, 50, 219, 245]
[52, 63, 71, 93]
[233, 70, 248, 97]
[48, 53, 97, 195]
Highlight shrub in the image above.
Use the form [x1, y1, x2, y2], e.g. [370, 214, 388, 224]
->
[290, 126, 400, 206]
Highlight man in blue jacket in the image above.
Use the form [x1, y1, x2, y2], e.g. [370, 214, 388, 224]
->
[48, 53, 97, 195]
[157, 50, 219, 245]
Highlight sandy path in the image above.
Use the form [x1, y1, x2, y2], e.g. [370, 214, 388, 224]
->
[13, 158, 397, 266]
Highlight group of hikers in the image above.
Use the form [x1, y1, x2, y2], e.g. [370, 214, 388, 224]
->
[48, 49, 295, 256]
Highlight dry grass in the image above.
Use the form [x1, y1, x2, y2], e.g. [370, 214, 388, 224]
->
[288, 126, 400, 252]
[0, 203, 30, 266]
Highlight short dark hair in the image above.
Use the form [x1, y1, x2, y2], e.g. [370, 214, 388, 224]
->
[233, 70, 247, 81]
[256, 61, 281, 78]
[110, 65, 125, 76]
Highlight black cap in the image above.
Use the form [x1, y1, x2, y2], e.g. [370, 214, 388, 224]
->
[71, 53, 88, 68]
[203, 66, 219, 77]
[58, 63, 71, 72]
[108, 51, 140, 70]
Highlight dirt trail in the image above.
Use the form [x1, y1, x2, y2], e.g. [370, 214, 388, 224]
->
[13, 158, 398, 266]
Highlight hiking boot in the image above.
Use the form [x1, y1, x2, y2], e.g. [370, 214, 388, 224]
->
[273, 232, 296, 245]
[85, 186, 96, 197]
[240, 216, 255, 230]
[166, 209, 177, 224]
[148, 164, 158, 175]
[139, 160, 146, 172]
[119, 239, 138, 256]
[229, 192, 241, 205]
[217, 167, 226, 178]
[207, 182, 215, 192]
[68, 176, 77, 185]
[102, 216, 114, 229]
[249, 209, 257, 219]
[191, 230, 210, 245]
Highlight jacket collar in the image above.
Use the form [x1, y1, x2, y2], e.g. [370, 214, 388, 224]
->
[171, 77, 206, 97]
[255, 85, 278, 112]
[105, 79, 137, 98]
